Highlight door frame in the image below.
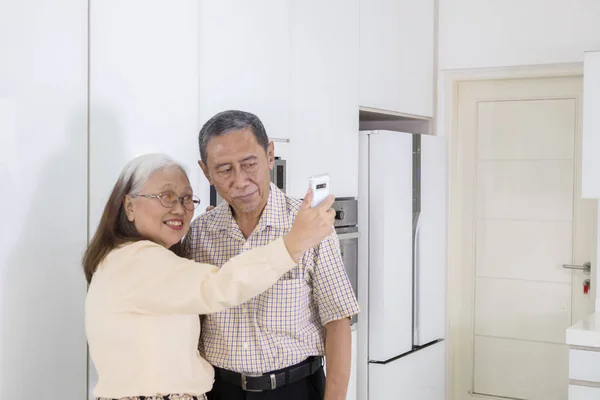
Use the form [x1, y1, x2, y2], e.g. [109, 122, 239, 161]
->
[438, 62, 596, 400]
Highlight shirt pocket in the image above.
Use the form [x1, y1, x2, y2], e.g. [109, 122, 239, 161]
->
[256, 278, 311, 335]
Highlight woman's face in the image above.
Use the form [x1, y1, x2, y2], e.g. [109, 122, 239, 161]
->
[124, 166, 195, 248]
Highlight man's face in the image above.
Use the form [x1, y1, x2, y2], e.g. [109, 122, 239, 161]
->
[199, 128, 274, 215]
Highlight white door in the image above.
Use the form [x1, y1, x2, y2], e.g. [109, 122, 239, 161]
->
[449, 76, 596, 400]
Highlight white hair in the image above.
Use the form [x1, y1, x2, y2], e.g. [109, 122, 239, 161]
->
[118, 153, 189, 195]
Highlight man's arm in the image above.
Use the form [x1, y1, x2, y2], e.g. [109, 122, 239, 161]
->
[324, 317, 352, 400]
[311, 231, 360, 400]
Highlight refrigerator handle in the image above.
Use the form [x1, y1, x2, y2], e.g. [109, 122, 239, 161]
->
[412, 212, 421, 346]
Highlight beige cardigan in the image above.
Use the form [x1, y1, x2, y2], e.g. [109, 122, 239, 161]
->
[85, 237, 295, 398]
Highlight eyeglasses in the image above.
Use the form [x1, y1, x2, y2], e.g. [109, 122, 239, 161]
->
[131, 191, 201, 211]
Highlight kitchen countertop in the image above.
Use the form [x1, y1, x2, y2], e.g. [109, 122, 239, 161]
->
[567, 312, 600, 348]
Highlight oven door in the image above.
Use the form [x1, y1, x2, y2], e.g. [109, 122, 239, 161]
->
[337, 228, 359, 325]
[270, 158, 286, 193]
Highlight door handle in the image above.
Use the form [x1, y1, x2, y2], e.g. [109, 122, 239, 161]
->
[562, 262, 591, 274]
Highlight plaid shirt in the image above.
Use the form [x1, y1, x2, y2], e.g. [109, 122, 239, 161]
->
[184, 183, 360, 374]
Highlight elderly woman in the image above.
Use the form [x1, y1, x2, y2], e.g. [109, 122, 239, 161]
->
[84, 153, 335, 400]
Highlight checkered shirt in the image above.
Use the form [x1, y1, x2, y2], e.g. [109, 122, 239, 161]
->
[184, 183, 360, 374]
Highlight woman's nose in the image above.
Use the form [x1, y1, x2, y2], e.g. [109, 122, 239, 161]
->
[171, 201, 185, 214]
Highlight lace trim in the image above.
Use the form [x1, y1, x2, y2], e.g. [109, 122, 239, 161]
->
[98, 394, 206, 400]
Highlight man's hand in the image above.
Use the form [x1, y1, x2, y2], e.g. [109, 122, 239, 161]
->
[205, 205, 215, 212]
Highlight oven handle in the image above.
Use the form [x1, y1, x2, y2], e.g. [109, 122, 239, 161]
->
[336, 232, 360, 240]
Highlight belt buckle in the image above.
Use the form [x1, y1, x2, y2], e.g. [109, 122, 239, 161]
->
[241, 373, 262, 392]
[241, 373, 277, 392]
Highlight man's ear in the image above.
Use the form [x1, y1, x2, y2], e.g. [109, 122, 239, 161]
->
[198, 160, 213, 185]
[267, 141, 275, 169]
[124, 195, 135, 222]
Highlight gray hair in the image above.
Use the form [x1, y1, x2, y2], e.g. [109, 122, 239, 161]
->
[82, 153, 189, 283]
[198, 110, 269, 163]
[118, 153, 188, 196]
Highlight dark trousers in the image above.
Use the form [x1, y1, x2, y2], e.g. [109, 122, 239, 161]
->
[207, 366, 325, 400]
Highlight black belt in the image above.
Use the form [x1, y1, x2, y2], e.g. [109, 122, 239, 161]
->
[214, 356, 323, 392]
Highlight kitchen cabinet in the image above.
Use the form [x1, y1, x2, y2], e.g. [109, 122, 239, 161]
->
[359, 0, 435, 117]
[582, 50, 600, 198]
[369, 341, 445, 400]
[1, 0, 88, 397]
[89, 0, 205, 220]
[198, 1, 291, 140]
[288, 0, 360, 199]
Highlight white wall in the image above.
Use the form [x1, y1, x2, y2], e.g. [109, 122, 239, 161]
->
[0, 0, 88, 397]
[439, 0, 600, 70]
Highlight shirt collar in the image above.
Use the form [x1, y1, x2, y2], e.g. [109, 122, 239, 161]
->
[257, 183, 292, 231]
[205, 183, 292, 234]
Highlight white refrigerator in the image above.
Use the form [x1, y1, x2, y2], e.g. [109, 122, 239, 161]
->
[357, 130, 446, 400]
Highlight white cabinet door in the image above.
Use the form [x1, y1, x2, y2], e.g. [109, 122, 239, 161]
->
[582, 51, 600, 198]
[359, 0, 434, 117]
[1, 0, 88, 398]
[89, 0, 204, 219]
[369, 341, 445, 400]
[198, 0, 291, 140]
[367, 131, 414, 361]
[288, 0, 359, 199]
[347, 329, 358, 400]
[416, 134, 447, 345]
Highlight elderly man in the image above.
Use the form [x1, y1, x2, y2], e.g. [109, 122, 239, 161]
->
[184, 110, 359, 400]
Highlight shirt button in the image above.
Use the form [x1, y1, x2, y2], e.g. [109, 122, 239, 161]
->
[243, 342, 250, 350]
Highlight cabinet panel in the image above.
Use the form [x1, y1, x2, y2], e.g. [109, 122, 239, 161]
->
[0, 0, 88, 397]
[359, 0, 434, 117]
[569, 348, 600, 383]
[582, 51, 600, 198]
[289, 0, 359, 198]
[369, 341, 445, 400]
[89, 0, 204, 224]
[198, 0, 291, 140]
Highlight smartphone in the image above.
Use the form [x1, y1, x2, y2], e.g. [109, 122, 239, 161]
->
[308, 173, 330, 207]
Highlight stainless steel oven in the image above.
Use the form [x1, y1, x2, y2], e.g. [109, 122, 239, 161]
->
[333, 198, 359, 326]
[270, 157, 286, 193]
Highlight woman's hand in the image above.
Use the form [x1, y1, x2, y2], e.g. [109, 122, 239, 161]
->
[283, 189, 336, 262]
